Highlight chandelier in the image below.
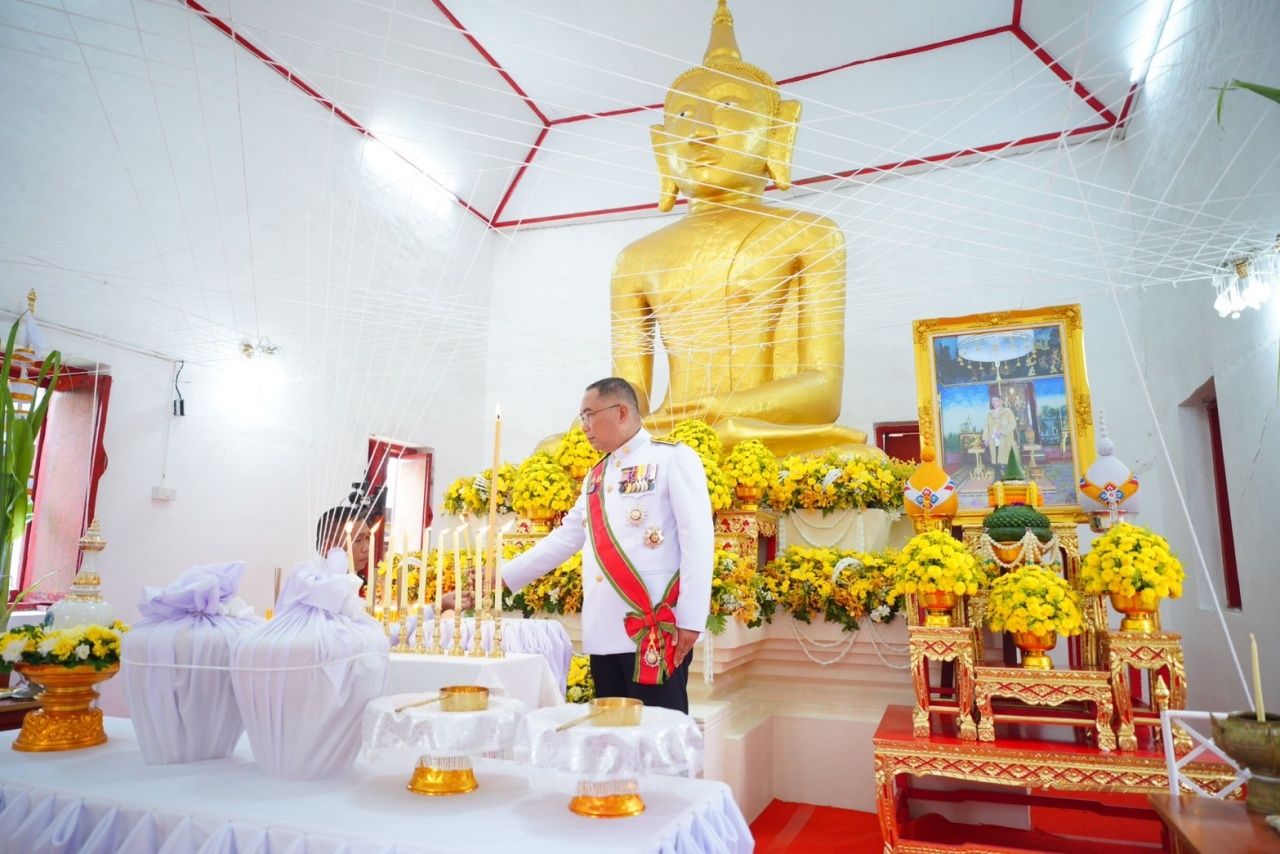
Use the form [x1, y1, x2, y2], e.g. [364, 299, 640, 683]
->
[1213, 238, 1278, 319]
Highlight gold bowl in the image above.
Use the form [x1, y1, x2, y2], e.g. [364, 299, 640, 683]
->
[13, 663, 119, 752]
[589, 697, 643, 727]
[440, 685, 489, 712]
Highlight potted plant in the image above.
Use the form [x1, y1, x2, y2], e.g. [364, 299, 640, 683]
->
[1079, 522, 1184, 633]
[887, 530, 989, 627]
[722, 440, 777, 511]
[984, 566, 1084, 669]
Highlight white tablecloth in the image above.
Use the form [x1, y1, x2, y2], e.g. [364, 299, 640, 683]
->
[386, 652, 563, 710]
[0, 719, 753, 854]
[419, 617, 574, 690]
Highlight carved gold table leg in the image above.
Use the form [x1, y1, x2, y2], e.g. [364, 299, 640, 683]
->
[912, 653, 931, 737]
[957, 654, 977, 740]
[874, 758, 899, 853]
[1110, 650, 1138, 751]
[1095, 693, 1117, 752]
[976, 685, 995, 742]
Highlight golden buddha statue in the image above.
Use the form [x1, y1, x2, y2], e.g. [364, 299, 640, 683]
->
[611, 0, 873, 457]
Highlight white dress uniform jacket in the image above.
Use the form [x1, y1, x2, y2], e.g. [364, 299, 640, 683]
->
[502, 427, 714, 656]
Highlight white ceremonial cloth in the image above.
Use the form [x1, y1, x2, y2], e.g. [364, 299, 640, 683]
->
[230, 551, 389, 780]
[515, 705, 704, 782]
[0, 718, 753, 854]
[386, 651, 563, 710]
[122, 561, 262, 765]
[416, 616, 573, 690]
[362, 693, 526, 761]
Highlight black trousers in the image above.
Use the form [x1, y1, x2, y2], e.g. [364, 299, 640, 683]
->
[589, 652, 690, 714]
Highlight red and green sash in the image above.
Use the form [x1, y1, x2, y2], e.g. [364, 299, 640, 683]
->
[585, 458, 681, 684]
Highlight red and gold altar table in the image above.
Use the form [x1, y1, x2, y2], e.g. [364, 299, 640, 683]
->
[873, 705, 1240, 853]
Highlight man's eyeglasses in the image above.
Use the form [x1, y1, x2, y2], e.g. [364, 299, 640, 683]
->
[579, 403, 622, 425]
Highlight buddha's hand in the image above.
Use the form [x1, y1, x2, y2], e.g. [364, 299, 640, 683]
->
[656, 397, 715, 421]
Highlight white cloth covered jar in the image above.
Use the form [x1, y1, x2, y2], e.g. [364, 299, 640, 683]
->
[121, 561, 262, 765]
[230, 550, 389, 780]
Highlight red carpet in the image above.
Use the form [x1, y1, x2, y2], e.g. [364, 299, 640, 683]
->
[749, 800, 883, 852]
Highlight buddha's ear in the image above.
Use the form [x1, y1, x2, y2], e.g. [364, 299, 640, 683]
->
[765, 99, 802, 190]
[650, 124, 679, 212]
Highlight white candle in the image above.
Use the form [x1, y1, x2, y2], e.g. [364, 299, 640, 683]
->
[453, 522, 467, 614]
[396, 534, 408, 617]
[380, 536, 394, 617]
[494, 520, 514, 611]
[474, 524, 489, 612]
[417, 527, 431, 611]
[344, 521, 355, 574]
[367, 521, 381, 613]
[1252, 633, 1265, 721]
[435, 531, 445, 612]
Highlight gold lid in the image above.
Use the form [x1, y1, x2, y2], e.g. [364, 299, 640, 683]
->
[79, 519, 106, 553]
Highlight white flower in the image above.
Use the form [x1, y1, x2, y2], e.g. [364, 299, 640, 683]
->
[75, 644, 91, 660]
[37, 636, 59, 655]
[871, 605, 892, 623]
[1, 637, 27, 663]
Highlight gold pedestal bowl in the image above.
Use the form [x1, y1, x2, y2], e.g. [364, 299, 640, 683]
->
[12, 663, 119, 752]
[569, 698, 646, 818]
[404, 686, 490, 797]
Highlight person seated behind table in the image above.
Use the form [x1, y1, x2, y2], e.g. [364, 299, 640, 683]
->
[314, 506, 470, 616]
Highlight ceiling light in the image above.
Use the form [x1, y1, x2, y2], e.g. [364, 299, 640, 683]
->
[1212, 238, 1278, 320]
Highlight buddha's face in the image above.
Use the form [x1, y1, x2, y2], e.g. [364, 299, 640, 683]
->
[657, 68, 777, 201]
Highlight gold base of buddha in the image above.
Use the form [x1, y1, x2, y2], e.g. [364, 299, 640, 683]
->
[406, 765, 478, 796]
[569, 793, 646, 818]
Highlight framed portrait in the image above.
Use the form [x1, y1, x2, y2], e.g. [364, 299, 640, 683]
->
[912, 304, 1096, 525]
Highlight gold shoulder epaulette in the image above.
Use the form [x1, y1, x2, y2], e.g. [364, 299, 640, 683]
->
[651, 436, 678, 446]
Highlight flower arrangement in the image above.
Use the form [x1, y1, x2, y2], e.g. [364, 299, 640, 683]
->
[0, 622, 129, 672]
[512, 452, 577, 516]
[1079, 522, 1184, 605]
[377, 550, 472, 606]
[566, 653, 594, 703]
[723, 440, 778, 496]
[517, 553, 584, 616]
[985, 566, 1084, 637]
[769, 452, 912, 514]
[769, 453, 842, 512]
[827, 550, 902, 631]
[836, 456, 914, 511]
[886, 530, 990, 601]
[442, 475, 478, 515]
[703, 458, 734, 511]
[555, 424, 599, 476]
[707, 549, 769, 634]
[759, 545, 903, 632]
[442, 463, 517, 515]
[667, 419, 722, 464]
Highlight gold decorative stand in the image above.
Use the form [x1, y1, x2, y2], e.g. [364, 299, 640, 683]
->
[713, 508, 777, 565]
[908, 626, 977, 739]
[407, 757, 478, 796]
[974, 665, 1117, 752]
[1104, 630, 1189, 751]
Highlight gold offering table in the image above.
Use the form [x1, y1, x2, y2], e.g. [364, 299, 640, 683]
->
[874, 705, 1241, 853]
[1104, 630, 1188, 752]
[909, 626, 976, 740]
[973, 664, 1117, 751]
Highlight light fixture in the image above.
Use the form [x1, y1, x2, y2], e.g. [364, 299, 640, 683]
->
[1212, 238, 1277, 319]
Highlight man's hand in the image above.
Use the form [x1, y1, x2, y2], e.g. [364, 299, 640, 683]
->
[672, 628, 700, 668]
[441, 591, 474, 612]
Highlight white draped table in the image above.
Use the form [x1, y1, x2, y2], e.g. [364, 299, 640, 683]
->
[386, 652, 563, 710]
[414, 617, 574, 690]
[0, 719, 753, 854]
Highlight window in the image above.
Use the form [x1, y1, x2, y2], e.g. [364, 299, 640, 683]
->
[367, 438, 434, 554]
[1179, 379, 1240, 610]
[875, 421, 921, 463]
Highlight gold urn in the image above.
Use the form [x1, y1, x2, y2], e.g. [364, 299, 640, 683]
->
[12, 663, 120, 752]
[919, 590, 958, 627]
[733, 483, 762, 511]
[1109, 591, 1157, 633]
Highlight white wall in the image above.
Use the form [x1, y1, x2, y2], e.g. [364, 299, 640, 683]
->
[1125, 0, 1280, 712]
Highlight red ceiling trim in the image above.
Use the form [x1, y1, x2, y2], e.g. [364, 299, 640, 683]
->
[548, 25, 1014, 126]
[491, 119, 1115, 228]
[490, 125, 551, 226]
[182, 0, 492, 226]
[1116, 82, 1140, 128]
[1011, 26, 1117, 124]
[1012, 0, 1024, 28]
[429, 0, 552, 127]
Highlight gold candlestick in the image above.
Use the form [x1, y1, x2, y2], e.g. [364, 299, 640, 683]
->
[489, 609, 505, 659]
[412, 614, 427, 653]
[427, 613, 443, 655]
[392, 614, 411, 653]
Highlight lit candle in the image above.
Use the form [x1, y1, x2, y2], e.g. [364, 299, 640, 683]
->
[1253, 633, 1265, 721]
[417, 527, 431, 612]
[381, 537, 394, 618]
[494, 520, 514, 611]
[474, 524, 488, 615]
[367, 520, 381, 614]
[485, 405, 502, 591]
[344, 521, 355, 574]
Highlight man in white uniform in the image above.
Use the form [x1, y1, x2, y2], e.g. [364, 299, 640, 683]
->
[502, 378, 713, 713]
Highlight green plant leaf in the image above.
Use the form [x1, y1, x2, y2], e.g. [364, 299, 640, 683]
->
[1232, 79, 1280, 105]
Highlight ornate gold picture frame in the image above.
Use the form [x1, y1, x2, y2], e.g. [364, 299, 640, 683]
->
[912, 304, 1095, 524]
